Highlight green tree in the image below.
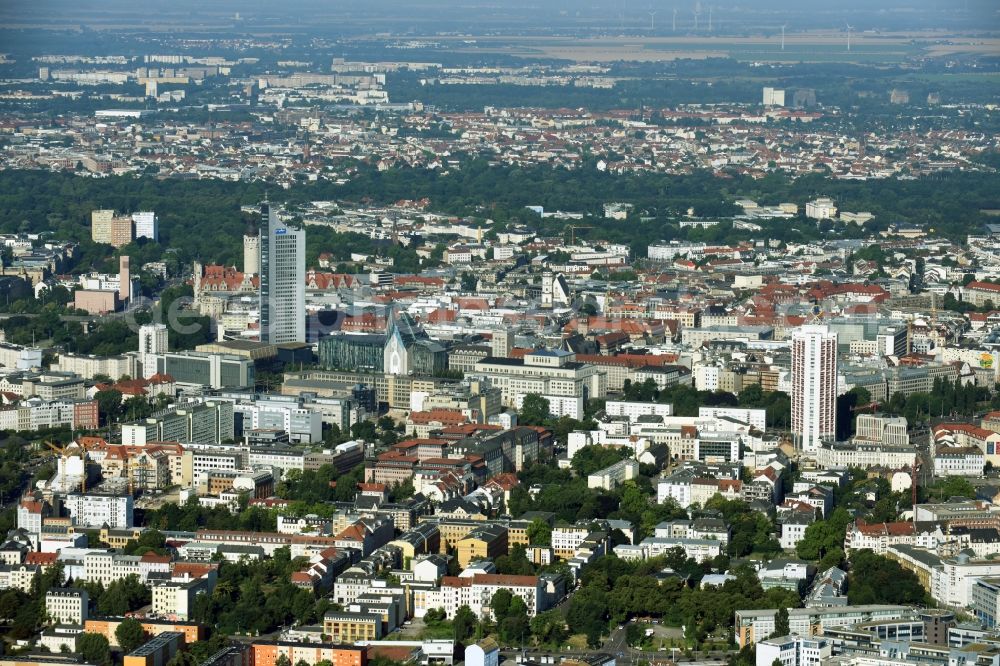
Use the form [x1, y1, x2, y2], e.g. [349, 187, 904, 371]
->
[453, 605, 478, 643]
[115, 617, 147, 654]
[566, 586, 608, 647]
[77, 633, 111, 666]
[530, 609, 568, 647]
[527, 519, 552, 547]
[847, 549, 927, 605]
[491, 589, 513, 622]
[94, 389, 123, 426]
[771, 607, 789, 638]
[519, 394, 550, 425]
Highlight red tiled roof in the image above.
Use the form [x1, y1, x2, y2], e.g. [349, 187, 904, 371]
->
[934, 423, 995, 440]
[409, 410, 467, 426]
[471, 573, 538, 587]
[967, 281, 1000, 293]
[853, 519, 914, 537]
[26, 552, 58, 565]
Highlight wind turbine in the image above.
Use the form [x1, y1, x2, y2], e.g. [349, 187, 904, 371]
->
[846, 22, 853, 51]
[672, 7, 677, 31]
[693, 1, 701, 30]
[708, 5, 713, 32]
[781, 24, 787, 51]
[649, 6, 657, 30]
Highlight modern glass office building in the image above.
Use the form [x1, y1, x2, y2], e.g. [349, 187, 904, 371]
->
[318, 333, 386, 373]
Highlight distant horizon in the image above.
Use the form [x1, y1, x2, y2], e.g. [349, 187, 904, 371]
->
[1, 0, 998, 37]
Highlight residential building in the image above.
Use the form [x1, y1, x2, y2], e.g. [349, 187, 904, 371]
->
[139, 324, 169, 379]
[132, 212, 158, 241]
[91, 209, 115, 244]
[474, 349, 606, 413]
[45, 588, 89, 625]
[792, 325, 837, 453]
[64, 493, 133, 529]
[587, 459, 639, 490]
[736, 605, 914, 648]
[249, 642, 366, 666]
[755, 635, 831, 666]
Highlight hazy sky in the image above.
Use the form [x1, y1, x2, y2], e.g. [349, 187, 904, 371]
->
[1, 0, 997, 34]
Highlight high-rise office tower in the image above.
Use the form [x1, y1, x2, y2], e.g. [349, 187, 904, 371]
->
[132, 211, 158, 241]
[259, 203, 305, 344]
[118, 255, 131, 304]
[91, 209, 115, 244]
[110, 217, 134, 248]
[139, 323, 168, 378]
[792, 325, 838, 453]
[244, 231, 260, 275]
[491, 328, 513, 358]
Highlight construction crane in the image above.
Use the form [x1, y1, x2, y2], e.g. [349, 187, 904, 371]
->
[45, 440, 88, 492]
[566, 225, 594, 245]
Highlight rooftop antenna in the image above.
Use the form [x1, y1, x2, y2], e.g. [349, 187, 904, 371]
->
[845, 22, 853, 51]
[781, 24, 787, 51]
[672, 7, 677, 31]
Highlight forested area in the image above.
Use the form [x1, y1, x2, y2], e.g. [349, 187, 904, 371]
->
[0, 164, 996, 273]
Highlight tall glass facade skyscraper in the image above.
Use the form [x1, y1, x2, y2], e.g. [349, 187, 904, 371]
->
[259, 203, 305, 343]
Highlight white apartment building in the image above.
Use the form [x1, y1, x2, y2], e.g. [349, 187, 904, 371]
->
[780, 516, 813, 551]
[139, 323, 169, 378]
[587, 459, 639, 490]
[421, 574, 543, 620]
[755, 635, 831, 666]
[792, 325, 838, 454]
[132, 211, 158, 241]
[657, 472, 695, 508]
[45, 588, 89, 625]
[617, 537, 722, 563]
[805, 198, 838, 220]
[514, 393, 583, 420]
[17, 498, 45, 534]
[694, 364, 721, 391]
[933, 446, 985, 477]
[604, 400, 674, 421]
[248, 447, 306, 475]
[698, 407, 767, 432]
[647, 242, 707, 262]
[82, 551, 171, 586]
[64, 493, 133, 529]
[855, 413, 909, 446]
[237, 397, 323, 443]
[474, 349, 606, 409]
[933, 556, 1000, 608]
[152, 576, 215, 621]
[53, 353, 137, 380]
[551, 526, 591, 559]
[762, 87, 786, 107]
[0, 563, 40, 592]
[735, 606, 913, 648]
[815, 442, 917, 470]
